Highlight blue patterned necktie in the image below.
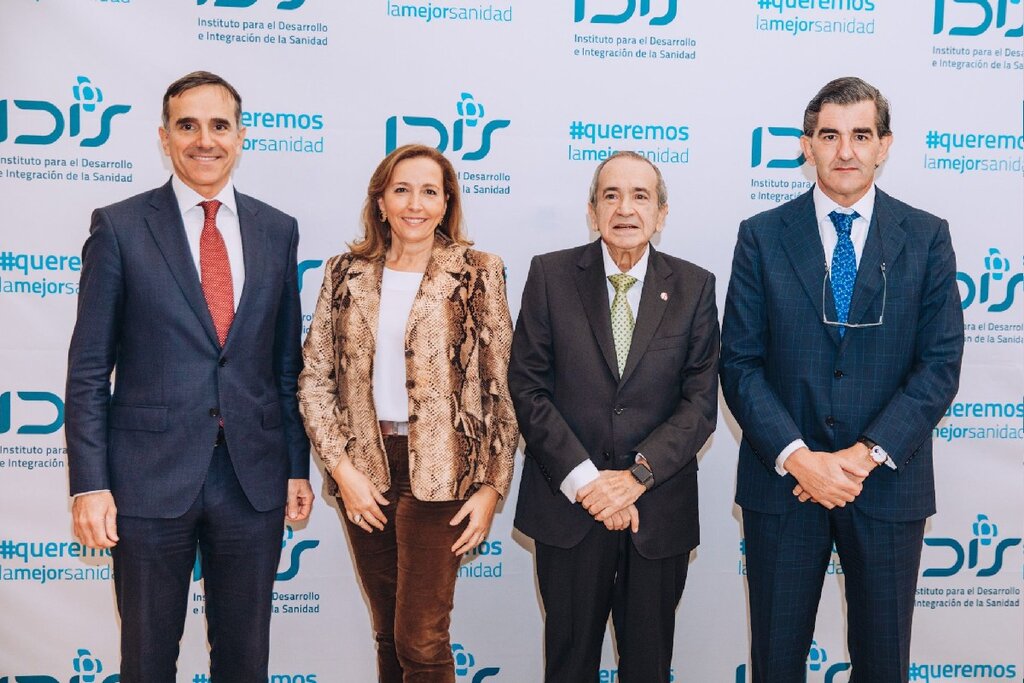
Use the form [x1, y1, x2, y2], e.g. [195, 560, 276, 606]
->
[829, 210, 859, 338]
[608, 273, 638, 375]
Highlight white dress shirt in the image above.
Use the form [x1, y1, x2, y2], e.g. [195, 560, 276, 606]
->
[559, 240, 650, 502]
[775, 183, 894, 475]
[171, 174, 245, 310]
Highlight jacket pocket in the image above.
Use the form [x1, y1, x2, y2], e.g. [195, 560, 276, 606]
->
[646, 334, 688, 352]
[109, 404, 168, 432]
[262, 401, 283, 429]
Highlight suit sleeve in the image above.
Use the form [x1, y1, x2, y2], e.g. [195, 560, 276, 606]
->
[297, 255, 354, 477]
[64, 209, 124, 496]
[473, 255, 520, 497]
[634, 271, 720, 483]
[720, 219, 805, 470]
[275, 218, 311, 479]
[508, 255, 592, 494]
[862, 220, 964, 467]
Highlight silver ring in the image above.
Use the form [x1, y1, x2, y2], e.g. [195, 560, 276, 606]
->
[353, 514, 363, 523]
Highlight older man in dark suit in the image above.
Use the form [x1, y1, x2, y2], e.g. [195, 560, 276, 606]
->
[510, 151, 719, 682]
[721, 77, 964, 683]
[65, 71, 312, 682]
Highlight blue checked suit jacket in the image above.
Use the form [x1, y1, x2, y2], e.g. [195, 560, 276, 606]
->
[65, 179, 310, 518]
[720, 187, 964, 522]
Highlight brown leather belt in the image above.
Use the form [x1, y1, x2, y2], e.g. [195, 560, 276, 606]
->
[379, 420, 410, 436]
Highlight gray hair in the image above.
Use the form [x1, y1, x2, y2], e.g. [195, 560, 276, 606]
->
[803, 76, 891, 138]
[588, 151, 668, 208]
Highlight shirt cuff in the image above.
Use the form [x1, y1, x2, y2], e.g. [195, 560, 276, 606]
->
[560, 459, 600, 503]
[775, 439, 806, 476]
[72, 489, 111, 498]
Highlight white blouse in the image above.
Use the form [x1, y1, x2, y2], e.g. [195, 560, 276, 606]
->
[372, 267, 424, 421]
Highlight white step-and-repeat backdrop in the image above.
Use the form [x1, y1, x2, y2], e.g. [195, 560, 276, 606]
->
[1, 1, 1021, 681]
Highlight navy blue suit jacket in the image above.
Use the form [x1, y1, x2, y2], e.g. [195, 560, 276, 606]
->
[720, 188, 963, 522]
[511, 241, 720, 559]
[66, 179, 309, 518]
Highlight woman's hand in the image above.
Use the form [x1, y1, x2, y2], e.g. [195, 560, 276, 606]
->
[332, 459, 389, 533]
[449, 485, 500, 555]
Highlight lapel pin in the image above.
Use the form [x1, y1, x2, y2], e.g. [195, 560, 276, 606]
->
[660, 292, 669, 301]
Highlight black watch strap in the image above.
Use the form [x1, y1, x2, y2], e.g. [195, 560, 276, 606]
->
[629, 462, 655, 491]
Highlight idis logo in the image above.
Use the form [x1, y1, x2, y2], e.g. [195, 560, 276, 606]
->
[923, 514, 1022, 578]
[197, 0, 306, 9]
[451, 643, 500, 681]
[1, 76, 130, 147]
[735, 640, 850, 682]
[192, 525, 319, 581]
[574, 0, 678, 25]
[386, 92, 509, 160]
[0, 648, 120, 683]
[750, 126, 805, 168]
[0, 391, 64, 435]
[957, 248, 1021, 312]
[276, 524, 320, 580]
[933, 0, 1022, 37]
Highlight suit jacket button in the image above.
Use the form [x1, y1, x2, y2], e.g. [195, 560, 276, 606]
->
[614, 407, 624, 415]
[834, 369, 843, 379]
[209, 407, 220, 417]
[825, 415, 835, 427]
[603, 451, 611, 461]
[219, 357, 228, 367]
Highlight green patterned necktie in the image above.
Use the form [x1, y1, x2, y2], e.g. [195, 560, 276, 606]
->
[608, 273, 638, 375]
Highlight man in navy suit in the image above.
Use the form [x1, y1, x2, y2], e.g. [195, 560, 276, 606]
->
[721, 77, 963, 683]
[66, 71, 312, 682]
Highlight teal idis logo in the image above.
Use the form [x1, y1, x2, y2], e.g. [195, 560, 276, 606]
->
[923, 514, 1022, 578]
[197, 0, 305, 9]
[574, 0, 677, 25]
[386, 92, 510, 160]
[0, 648, 120, 683]
[933, 0, 1022, 37]
[1, 77, 130, 147]
[957, 248, 1021, 312]
[451, 642, 500, 681]
[750, 126, 805, 168]
[735, 640, 850, 682]
[0, 391, 64, 435]
[192, 524, 319, 582]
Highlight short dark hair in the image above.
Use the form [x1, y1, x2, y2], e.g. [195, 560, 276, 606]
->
[162, 71, 242, 128]
[588, 150, 668, 208]
[803, 76, 891, 138]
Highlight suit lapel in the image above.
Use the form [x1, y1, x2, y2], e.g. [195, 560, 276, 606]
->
[575, 240, 619, 380]
[845, 189, 906, 335]
[620, 246, 671, 386]
[345, 257, 384, 348]
[780, 190, 841, 347]
[230, 191, 267, 346]
[145, 180, 220, 348]
[407, 241, 462, 335]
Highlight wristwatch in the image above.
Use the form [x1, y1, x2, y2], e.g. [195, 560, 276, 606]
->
[629, 461, 655, 491]
[858, 437, 888, 465]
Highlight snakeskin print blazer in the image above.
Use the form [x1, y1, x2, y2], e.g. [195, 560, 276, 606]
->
[298, 239, 518, 501]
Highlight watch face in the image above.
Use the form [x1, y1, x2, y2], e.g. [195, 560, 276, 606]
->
[870, 447, 887, 463]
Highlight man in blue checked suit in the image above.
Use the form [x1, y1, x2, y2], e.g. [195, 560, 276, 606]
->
[66, 72, 312, 681]
[720, 77, 964, 683]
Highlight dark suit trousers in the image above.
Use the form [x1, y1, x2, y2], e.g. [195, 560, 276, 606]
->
[343, 435, 467, 683]
[743, 504, 926, 683]
[535, 525, 689, 683]
[111, 435, 285, 683]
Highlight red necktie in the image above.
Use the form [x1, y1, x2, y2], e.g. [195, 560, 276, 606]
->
[199, 200, 234, 347]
